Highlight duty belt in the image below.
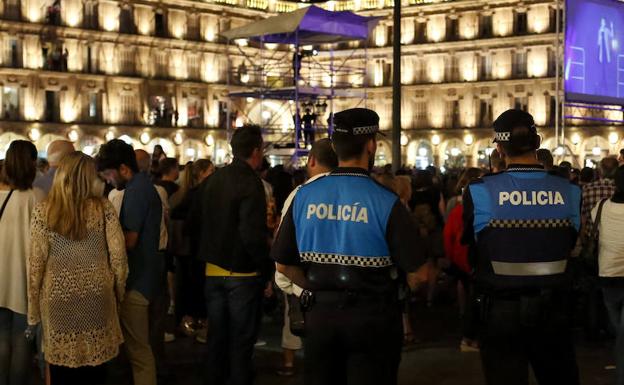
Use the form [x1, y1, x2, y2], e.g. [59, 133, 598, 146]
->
[312, 290, 396, 308]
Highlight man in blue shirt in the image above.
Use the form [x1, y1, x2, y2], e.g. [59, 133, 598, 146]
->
[462, 110, 581, 385]
[272, 108, 424, 385]
[97, 139, 163, 385]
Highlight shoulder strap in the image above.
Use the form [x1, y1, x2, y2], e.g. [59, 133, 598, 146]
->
[0, 189, 15, 222]
[591, 198, 608, 239]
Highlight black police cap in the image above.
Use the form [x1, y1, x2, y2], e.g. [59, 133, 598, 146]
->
[333, 108, 384, 136]
[492, 109, 537, 143]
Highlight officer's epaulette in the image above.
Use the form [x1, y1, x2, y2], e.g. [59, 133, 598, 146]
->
[467, 178, 485, 186]
[482, 170, 506, 178]
[297, 172, 332, 192]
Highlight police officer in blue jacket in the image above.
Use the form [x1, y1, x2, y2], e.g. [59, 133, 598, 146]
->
[462, 109, 582, 385]
[271, 108, 424, 385]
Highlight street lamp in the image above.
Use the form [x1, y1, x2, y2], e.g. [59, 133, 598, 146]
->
[609, 132, 619, 145]
[571, 133, 581, 146]
[28, 128, 41, 142]
[400, 133, 408, 146]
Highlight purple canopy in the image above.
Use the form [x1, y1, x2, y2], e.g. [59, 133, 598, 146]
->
[221, 6, 381, 44]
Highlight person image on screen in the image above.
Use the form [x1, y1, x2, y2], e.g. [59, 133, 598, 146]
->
[598, 18, 614, 64]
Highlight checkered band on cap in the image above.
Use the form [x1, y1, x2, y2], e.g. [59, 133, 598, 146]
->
[495, 132, 511, 142]
[300, 252, 393, 268]
[352, 125, 380, 135]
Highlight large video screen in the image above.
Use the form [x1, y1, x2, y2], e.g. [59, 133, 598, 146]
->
[565, 0, 624, 105]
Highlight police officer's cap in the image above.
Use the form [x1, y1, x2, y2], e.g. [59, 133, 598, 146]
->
[333, 108, 384, 136]
[493, 109, 538, 144]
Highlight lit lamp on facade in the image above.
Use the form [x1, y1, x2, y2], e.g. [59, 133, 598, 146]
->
[431, 134, 441, 146]
[140, 132, 151, 145]
[205, 134, 215, 147]
[400, 134, 408, 146]
[592, 146, 602, 156]
[67, 129, 79, 143]
[28, 128, 41, 142]
[66, 11, 81, 27]
[571, 133, 581, 146]
[105, 130, 115, 142]
[463, 134, 474, 146]
[418, 147, 428, 157]
[103, 16, 118, 32]
[173, 131, 183, 146]
[609, 132, 620, 145]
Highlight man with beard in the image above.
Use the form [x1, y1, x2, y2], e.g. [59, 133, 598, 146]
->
[96, 139, 163, 385]
[272, 108, 424, 385]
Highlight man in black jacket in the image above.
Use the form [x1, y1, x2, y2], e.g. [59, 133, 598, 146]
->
[190, 125, 271, 385]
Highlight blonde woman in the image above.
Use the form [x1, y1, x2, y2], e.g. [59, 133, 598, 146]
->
[28, 152, 128, 385]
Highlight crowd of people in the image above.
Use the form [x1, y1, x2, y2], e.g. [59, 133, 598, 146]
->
[1, 108, 624, 385]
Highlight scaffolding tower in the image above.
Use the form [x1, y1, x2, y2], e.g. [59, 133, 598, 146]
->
[222, 5, 381, 161]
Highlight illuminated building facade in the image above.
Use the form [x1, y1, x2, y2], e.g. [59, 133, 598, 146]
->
[0, 0, 621, 167]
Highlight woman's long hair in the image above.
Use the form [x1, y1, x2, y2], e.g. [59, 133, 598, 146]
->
[1, 140, 37, 190]
[47, 151, 103, 240]
[170, 159, 213, 208]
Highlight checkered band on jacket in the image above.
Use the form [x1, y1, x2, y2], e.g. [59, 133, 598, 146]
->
[488, 218, 573, 229]
[300, 252, 393, 268]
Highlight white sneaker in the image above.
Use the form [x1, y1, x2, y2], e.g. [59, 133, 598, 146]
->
[164, 332, 176, 343]
[195, 327, 208, 344]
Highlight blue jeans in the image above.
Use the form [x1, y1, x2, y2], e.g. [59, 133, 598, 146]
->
[202, 276, 263, 385]
[0, 308, 33, 385]
[603, 286, 624, 385]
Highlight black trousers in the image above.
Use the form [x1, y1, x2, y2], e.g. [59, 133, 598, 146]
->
[175, 256, 206, 323]
[49, 363, 106, 385]
[480, 294, 580, 385]
[304, 298, 402, 385]
[303, 130, 315, 146]
[202, 276, 264, 385]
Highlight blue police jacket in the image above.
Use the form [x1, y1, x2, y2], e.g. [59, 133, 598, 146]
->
[287, 169, 403, 293]
[292, 172, 395, 267]
[467, 165, 581, 290]
[271, 167, 423, 294]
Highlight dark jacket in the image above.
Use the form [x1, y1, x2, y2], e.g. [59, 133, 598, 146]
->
[189, 158, 271, 278]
